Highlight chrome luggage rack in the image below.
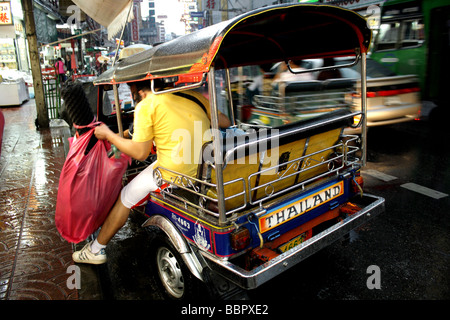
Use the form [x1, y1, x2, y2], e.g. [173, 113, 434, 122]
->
[246, 133, 360, 206]
[252, 88, 356, 120]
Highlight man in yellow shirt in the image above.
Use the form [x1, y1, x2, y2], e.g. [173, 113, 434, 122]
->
[72, 80, 230, 264]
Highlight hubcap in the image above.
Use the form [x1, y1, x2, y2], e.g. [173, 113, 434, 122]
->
[156, 246, 184, 298]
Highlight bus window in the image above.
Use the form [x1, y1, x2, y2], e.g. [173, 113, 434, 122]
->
[377, 22, 401, 50]
[401, 19, 425, 48]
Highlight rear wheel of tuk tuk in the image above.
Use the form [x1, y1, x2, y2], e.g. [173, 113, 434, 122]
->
[152, 234, 201, 300]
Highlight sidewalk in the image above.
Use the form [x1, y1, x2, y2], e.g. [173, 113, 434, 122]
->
[0, 99, 78, 300]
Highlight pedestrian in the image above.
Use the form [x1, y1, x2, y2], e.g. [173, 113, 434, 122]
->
[65, 54, 72, 77]
[72, 80, 230, 264]
[55, 58, 66, 84]
[273, 60, 313, 83]
[246, 64, 274, 103]
[272, 60, 314, 95]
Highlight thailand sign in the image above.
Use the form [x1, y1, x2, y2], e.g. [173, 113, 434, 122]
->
[259, 181, 344, 233]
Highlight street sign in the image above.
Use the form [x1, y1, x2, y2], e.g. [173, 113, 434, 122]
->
[190, 12, 204, 18]
[0, 1, 12, 25]
[132, 4, 139, 42]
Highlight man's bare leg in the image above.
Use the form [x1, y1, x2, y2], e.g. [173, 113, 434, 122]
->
[96, 197, 131, 245]
[72, 197, 130, 264]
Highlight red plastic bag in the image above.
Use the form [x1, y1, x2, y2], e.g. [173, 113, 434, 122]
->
[55, 124, 130, 243]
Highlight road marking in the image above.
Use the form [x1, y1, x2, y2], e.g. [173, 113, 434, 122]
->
[363, 169, 398, 182]
[400, 183, 448, 200]
[363, 169, 448, 199]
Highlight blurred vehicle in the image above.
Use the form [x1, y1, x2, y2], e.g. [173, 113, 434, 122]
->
[370, 0, 450, 122]
[244, 57, 421, 131]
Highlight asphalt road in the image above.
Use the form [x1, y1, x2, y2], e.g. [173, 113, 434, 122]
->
[249, 120, 450, 300]
[77, 119, 450, 305]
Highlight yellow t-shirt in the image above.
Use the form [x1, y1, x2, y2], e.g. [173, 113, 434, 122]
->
[132, 90, 212, 183]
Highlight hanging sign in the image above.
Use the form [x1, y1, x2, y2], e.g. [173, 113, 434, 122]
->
[131, 3, 139, 42]
[0, 2, 13, 25]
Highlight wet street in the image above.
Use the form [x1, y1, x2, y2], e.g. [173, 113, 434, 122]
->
[0, 100, 76, 300]
[1, 100, 449, 304]
[248, 121, 450, 301]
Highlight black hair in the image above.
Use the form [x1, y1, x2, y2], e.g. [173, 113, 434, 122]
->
[61, 80, 95, 134]
[130, 78, 166, 92]
[61, 80, 97, 154]
[260, 63, 273, 73]
[133, 80, 151, 91]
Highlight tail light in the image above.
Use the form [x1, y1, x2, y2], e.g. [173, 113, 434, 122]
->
[351, 173, 364, 195]
[353, 87, 420, 98]
[352, 92, 377, 98]
[377, 87, 420, 97]
[353, 114, 362, 126]
[415, 108, 422, 121]
[231, 228, 251, 251]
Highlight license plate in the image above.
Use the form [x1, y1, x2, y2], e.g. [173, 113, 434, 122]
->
[278, 232, 308, 253]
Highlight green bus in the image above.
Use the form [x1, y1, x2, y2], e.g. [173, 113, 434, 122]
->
[369, 0, 450, 120]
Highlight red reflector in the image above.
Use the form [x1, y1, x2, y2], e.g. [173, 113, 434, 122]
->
[231, 228, 251, 251]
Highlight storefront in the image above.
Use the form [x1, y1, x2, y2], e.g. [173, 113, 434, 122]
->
[0, 0, 30, 105]
[0, 0, 30, 71]
[1, 0, 17, 70]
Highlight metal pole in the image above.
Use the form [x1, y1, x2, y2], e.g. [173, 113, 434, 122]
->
[360, 51, 368, 167]
[112, 85, 124, 137]
[225, 69, 236, 126]
[112, 2, 133, 67]
[208, 67, 227, 225]
[112, 1, 134, 137]
[22, 0, 49, 128]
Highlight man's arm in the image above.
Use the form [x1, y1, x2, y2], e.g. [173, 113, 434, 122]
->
[94, 124, 153, 161]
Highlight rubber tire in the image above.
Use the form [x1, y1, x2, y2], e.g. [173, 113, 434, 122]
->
[152, 234, 202, 300]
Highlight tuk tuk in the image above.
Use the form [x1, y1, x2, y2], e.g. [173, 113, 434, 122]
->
[93, 3, 385, 299]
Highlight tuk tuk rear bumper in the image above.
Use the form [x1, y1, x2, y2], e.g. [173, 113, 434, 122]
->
[201, 193, 385, 290]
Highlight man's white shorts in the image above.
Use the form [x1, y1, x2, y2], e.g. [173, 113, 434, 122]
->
[120, 162, 159, 209]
